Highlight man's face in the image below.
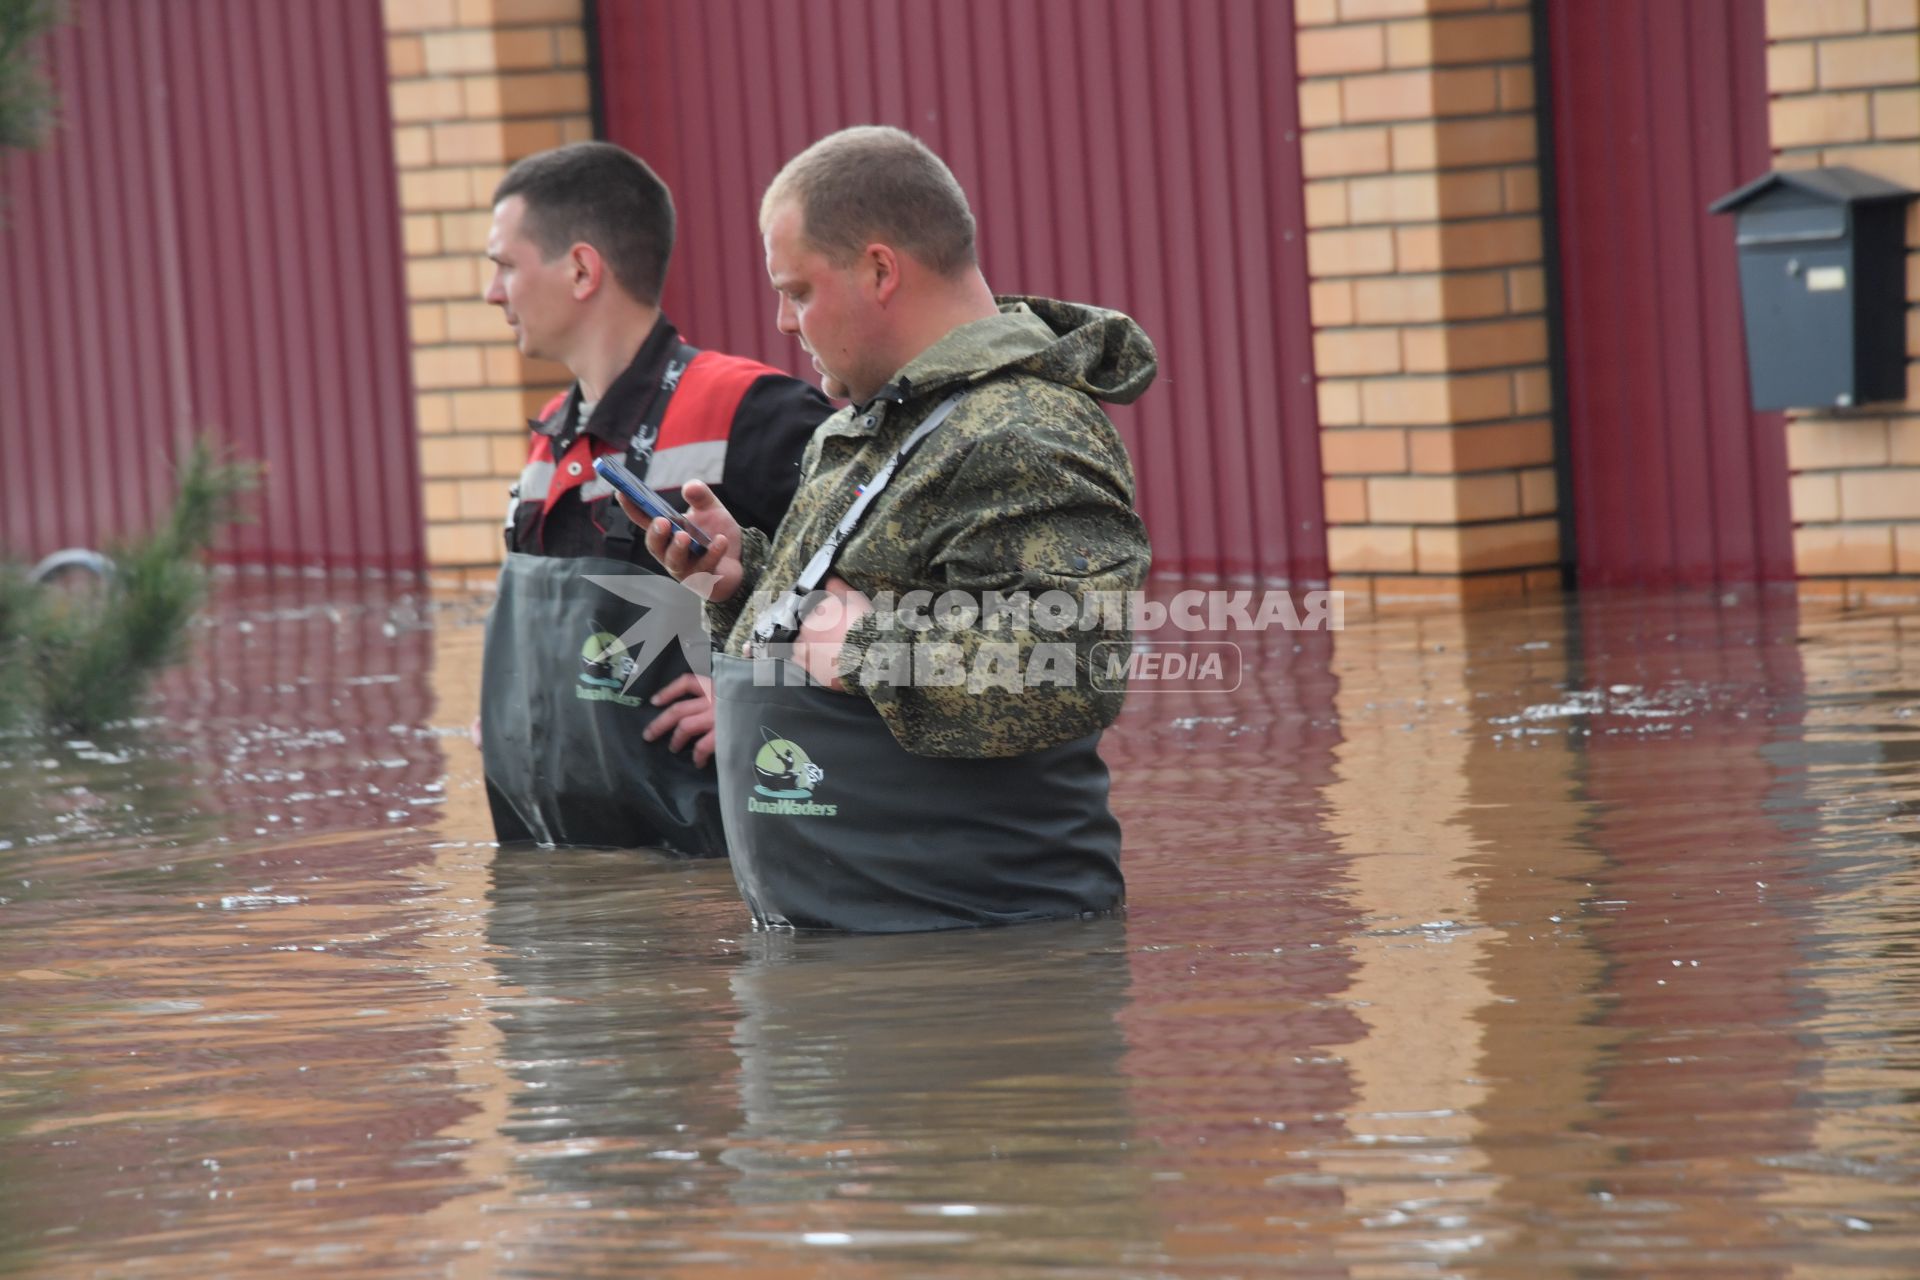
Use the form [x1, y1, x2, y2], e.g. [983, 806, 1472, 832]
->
[484, 196, 575, 362]
[763, 200, 882, 403]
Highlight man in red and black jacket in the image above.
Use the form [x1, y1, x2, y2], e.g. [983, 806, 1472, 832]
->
[510, 328, 822, 561]
[477, 142, 829, 855]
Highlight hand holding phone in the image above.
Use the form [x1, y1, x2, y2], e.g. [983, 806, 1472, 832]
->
[642, 479, 746, 603]
[593, 455, 712, 557]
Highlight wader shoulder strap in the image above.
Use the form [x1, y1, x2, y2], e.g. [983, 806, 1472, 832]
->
[601, 340, 699, 561]
[748, 392, 965, 648]
[627, 340, 700, 474]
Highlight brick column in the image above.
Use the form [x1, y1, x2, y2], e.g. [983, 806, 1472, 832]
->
[383, 0, 593, 582]
[1295, 0, 1559, 608]
[1764, 0, 1920, 605]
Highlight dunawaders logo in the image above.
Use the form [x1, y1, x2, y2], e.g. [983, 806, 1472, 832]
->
[577, 627, 645, 707]
[748, 727, 837, 817]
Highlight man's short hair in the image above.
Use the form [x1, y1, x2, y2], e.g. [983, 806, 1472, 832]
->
[493, 142, 674, 305]
[761, 126, 976, 276]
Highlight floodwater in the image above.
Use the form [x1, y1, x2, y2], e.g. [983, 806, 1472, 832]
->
[2, 577, 1918, 1278]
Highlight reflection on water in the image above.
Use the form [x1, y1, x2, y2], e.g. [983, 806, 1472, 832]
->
[484, 852, 1147, 1273]
[3, 578, 1919, 1276]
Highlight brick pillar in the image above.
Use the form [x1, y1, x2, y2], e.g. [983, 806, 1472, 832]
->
[1295, 0, 1560, 608]
[1764, 0, 1920, 605]
[383, 0, 593, 581]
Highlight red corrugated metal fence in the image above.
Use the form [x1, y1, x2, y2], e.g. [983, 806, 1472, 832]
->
[1546, 0, 1792, 588]
[596, 0, 1326, 585]
[0, 0, 421, 572]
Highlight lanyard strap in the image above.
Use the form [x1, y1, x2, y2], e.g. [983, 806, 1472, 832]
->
[748, 392, 965, 649]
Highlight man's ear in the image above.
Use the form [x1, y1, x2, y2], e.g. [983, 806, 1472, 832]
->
[864, 243, 901, 306]
[569, 243, 606, 301]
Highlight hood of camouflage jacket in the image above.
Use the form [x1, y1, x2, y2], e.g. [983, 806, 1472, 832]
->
[882, 296, 1158, 407]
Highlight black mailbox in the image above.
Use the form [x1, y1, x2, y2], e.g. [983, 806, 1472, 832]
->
[1710, 166, 1915, 411]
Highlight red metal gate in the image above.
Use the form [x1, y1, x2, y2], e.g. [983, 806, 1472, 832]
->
[1545, 0, 1792, 587]
[596, 0, 1326, 585]
[0, 0, 421, 572]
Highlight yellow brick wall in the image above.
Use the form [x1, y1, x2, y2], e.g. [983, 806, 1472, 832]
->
[384, 0, 593, 582]
[1296, 0, 1561, 609]
[1764, 0, 1920, 604]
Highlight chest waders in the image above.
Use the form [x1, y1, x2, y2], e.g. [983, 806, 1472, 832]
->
[482, 342, 726, 856]
[711, 394, 1125, 932]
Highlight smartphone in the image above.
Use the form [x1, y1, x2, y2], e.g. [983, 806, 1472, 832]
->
[592, 455, 712, 557]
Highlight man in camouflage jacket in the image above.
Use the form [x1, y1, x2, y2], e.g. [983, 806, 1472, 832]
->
[707, 295, 1153, 756]
[630, 126, 1155, 761]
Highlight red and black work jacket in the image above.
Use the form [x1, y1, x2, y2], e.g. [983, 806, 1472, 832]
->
[507, 317, 828, 564]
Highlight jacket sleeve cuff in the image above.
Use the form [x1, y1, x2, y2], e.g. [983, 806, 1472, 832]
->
[835, 608, 890, 700]
[704, 525, 772, 643]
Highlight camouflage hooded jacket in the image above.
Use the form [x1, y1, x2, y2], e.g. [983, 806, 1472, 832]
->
[709, 296, 1156, 758]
